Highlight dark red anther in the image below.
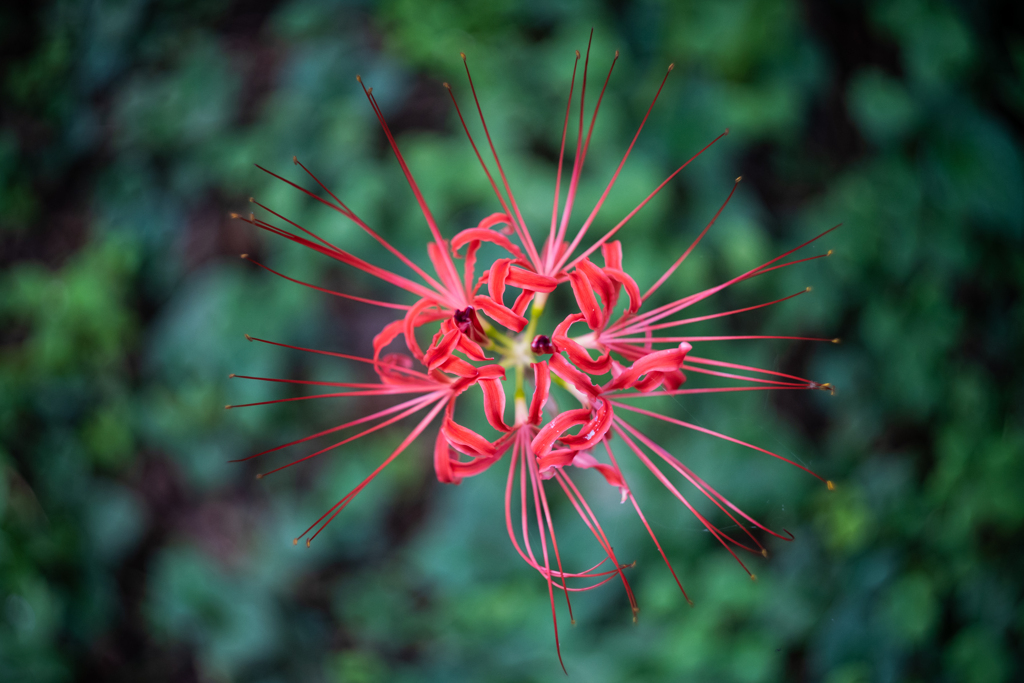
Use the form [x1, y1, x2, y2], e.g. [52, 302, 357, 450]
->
[453, 306, 488, 343]
[453, 306, 475, 333]
[531, 334, 555, 355]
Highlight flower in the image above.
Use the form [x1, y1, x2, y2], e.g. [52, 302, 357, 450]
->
[228, 35, 836, 668]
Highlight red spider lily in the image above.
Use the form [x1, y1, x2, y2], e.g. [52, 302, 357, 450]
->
[229, 37, 837, 671]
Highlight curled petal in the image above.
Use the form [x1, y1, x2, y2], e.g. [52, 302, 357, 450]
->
[506, 267, 558, 293]
[476, 364, 507, 381]
[568, 270, 602, 330]
[403, 298, 446, 361]
[456, 333, 492, 362]
[373, 319, 405, 373]
[480, 377, 512, 432]
[511, 290, 535, 316]
[462, 239, 480, 293]
[604, 342, 692, 392]
[548, 353, 601, 399]
[559, 398, 613, 451]
[532, 408, 590, 457]
[572, 451, 629, 503]
[442, 413, 498, 457]
[434, 427, 458, 484]
[451, 228, 525, 260]
[577, 258, 616, 312]
[601, 240, 624, 270]
[538, 449, 577, 476]
[473, 295, 528, 332]
[376, 353, 417, 385]
[488, 258, 513, 304]
[451, 212, 525, 261]
[604, 267, 641, 315]
[438, 355, 480, 378]
[529, 361, 550, 425]
[423, 323, 460, 370]
[551, 313, 611, 375]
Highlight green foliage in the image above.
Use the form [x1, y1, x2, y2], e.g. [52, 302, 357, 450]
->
[1, 0, 1021, 681]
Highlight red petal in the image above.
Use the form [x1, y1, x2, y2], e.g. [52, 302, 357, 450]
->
[529, 361, 550, 425]
[480, 377, 511, 432]
[604, 342, 692, 392]
[548, 353, 601, 398]
[505, 267, 558, 293]
[551, 313, 611, 374]
[569, 269, 602, 330]
[488, 258, 512, 304]
[442, 415, 498, 457]
[474, 295, 528, 332]
[434, 428, 458, 484]
[531, 408, 590, 456]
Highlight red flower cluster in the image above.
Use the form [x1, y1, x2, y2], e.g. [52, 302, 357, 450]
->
[230, 39, 836, 666]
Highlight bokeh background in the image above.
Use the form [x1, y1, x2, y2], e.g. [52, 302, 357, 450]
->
[2, 0, 1022, 681]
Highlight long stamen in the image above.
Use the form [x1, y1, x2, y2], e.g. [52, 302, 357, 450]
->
[460, 54, 543, 267]
[243, 335, 433, 380]
[289, 157, 449, 294]
[612, 401, 829, 484]
[603, 438, 692, 605]
[547, 51, 582, 265]
[357, 76, 466, 302]
[612, 421, 759, 576]
[552, 31, 594, 257]
[641, 176, 741, 302]
[444, 83, 524, 254]
[616, 288, 811, 336]
[241, 254, 410, 310]
[232, 393, 441, 464]
[297, 399, 448, 546]
[550, 48, 620, 272]
[561, 128, 727, 272]
[610, 226, 840, 334]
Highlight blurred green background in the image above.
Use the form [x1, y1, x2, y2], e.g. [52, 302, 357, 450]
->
[2, 0, 1022, 681]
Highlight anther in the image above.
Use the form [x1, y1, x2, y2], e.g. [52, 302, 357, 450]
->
[293, 538, 299, 546]
[806, 286, 813, 292]
[240, 253, 248, 259]
[750, 574, 758, 582]
[571, 619, 577, 626]
[632, 606, 640, 624]
[827, 480, 835, 491]
[356, 74, 362, 83]
[255, 473, 264, 479]
[228, 374, 236, 378]
[827, 249, 833, 256]
[724, 128, 730, 135]
[735, 176, 743, 183]
[229, 212, 239, 219]
[686, 597, 694, 607]
[761, 548, 769, 558]
[245, 334, 253, 341]
[292, 155, 298, 165]
[306, 539, 311, 548]
[531, 334, 555, 355]
[367, 87, 372, 95]
[667, 63, 675, 71]
[225, 405, 232, 410]
[443, 82, 450, 89]
[614, 50, 619, 57]
[460, 52, 466, 60]
[575, 50, 580, 58]
[817, 382, 835, 395]
[832, 338, 841, 344]
[249, 197, 254, 203]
